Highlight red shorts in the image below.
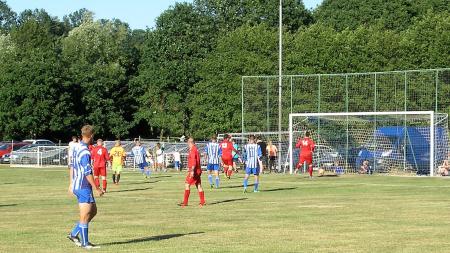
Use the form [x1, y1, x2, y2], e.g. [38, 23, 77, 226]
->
[93, 166, 107, 177]
[297, 156, 313, 167]
[185, 175, 202, 186]
[222, 157, 233, 166]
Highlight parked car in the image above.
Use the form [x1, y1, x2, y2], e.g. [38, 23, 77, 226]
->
[22, 139, 55, 146]
[0, 142, 29, 163]
[10, 145, 67, 165]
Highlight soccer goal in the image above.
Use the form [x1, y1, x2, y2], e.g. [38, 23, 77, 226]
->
[289, 111, 449, 176]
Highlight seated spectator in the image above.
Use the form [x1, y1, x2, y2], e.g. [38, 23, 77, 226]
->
[333, 160, 344, 175]
[438, 160, 449, 176]
[359, 160, 370, 174]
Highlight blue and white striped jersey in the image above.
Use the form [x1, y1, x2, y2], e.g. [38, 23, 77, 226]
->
[71, 141, 93, 191]
[205, 142, 221, 165]
[132, 146, 146, 165]
[244, 143, 262, 169]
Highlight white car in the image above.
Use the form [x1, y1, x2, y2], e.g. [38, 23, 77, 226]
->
[22, 139, 55, 146]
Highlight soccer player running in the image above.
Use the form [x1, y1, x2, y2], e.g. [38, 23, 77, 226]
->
[220, 134, 238, 179]
[205, 135, 221, 188]
[109, 140, 126, 185]
[295, 131, 315, 178]
[243, 135, 262, 193]
[132, 140, 151, 178]
[180, 137, 205, 207]
[67, 125, 104, 249]
[91, 139, 110, 192]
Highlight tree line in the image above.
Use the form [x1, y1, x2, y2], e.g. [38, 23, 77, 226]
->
[0, 0, 448, 141]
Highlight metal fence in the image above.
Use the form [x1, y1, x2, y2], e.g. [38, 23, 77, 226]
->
[242, 68, 450, 133]
[10, 146, 69, 167]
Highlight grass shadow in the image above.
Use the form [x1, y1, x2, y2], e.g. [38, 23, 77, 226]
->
[208, 198, 248, 206]
[262, 187, 297, 192]
[100, 232, 204, 246]
[123, 180, 161, 185]
[111, 187, 152, 193]
[221, 184, 253, 189]
[150, 175, 172, 178]
[0, 204, 18, 207]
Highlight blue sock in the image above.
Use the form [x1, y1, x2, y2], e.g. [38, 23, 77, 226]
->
[146, 170, 151, 176]
[208, 174, 213, 185]
[215, 177, 220, 188]
[254, 180, 259, 191]
[243, 178, 248, 189]
[79, 223, 89, 246]
[70, 222, 80, 237]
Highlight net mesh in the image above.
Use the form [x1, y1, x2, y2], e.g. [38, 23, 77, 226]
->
[289, 112, 449, 175]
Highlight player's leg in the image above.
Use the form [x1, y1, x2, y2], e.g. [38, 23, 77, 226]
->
[243, 167, 251, 193]
[93, 167, 100, 188]
[196, 183, 205, 206]
[100, 167, 107, 192]
[207, 165, 214, 188]
[182, 182, 191, 206]
[307, 160, 313, 178]
[214, 166, 220, 188]
[253, 172, 260, 193]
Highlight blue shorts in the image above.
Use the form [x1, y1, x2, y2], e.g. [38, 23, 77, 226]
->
[207, 164, 220, 171]
[74, 188, 95, 204]
[138, 162, 148, 171]
[245, 167, 260, 176]
[174, 161, 181, 168]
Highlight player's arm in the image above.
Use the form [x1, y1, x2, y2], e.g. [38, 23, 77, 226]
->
[80, 154, 104, 196]
[105, 148, 111, 167]
[311, 141, 315, 153]
[68, 166, 74, 195]
[295, 139, 301, 148]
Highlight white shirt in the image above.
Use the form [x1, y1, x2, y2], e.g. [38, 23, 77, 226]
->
[156, 149, 164, 163]
[173, 152, 181, 162]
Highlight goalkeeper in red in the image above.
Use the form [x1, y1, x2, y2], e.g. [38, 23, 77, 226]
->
[180, 137, 205, 207]
[295, 131, 315, 178]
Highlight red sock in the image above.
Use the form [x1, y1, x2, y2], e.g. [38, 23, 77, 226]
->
[183, 189, 190, 205]
[224, 167, 228, 174]
[199, 191, 205, 204]
[94, 177, 100, 188]
[102, 179, 107, 191]
[308, 166, 313, 177]
[228, 169, 233, 177]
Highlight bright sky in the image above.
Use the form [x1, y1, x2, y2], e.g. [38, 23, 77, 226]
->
[7, 0, 323, 30]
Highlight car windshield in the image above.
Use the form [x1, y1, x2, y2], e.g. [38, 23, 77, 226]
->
[0, 144, 9, 150]
[12, 145, 25, 151]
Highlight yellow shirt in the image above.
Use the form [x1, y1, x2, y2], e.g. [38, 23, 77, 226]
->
[110, 146, 126, 166]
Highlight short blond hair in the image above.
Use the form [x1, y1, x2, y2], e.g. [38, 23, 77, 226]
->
[81, 125, 94, 137]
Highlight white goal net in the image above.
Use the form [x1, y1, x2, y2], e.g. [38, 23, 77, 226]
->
[289, 111, 449, 176]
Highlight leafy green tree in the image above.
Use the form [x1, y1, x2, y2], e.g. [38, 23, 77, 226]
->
[189, 24, 279, 137]
[194, 0, 313, 32]
[0, 0, 16, 33]
[0, 10, 76, 140]
[62, 18, 136, 138]
[314, 0, 450, 31]
[131, 3, 215, 137]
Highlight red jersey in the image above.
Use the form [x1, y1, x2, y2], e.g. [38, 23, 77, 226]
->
[296, 137, 315, 157]
[91, 145, 110, 168]
[187, 145, 202, 175]
[220, 140, 236, 159]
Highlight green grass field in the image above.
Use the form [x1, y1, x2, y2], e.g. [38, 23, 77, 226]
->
[1, 167, 450, 253]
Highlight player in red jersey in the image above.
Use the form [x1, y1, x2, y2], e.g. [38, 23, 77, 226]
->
[295, 131, 315, 178]
[91, 139, 110, 192]
[180, 137, 205, 207]
[220, 134, 238, 179]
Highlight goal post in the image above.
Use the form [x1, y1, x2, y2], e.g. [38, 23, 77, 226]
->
[289, 111, 449, 176]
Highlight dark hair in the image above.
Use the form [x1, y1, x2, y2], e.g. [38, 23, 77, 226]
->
[224, 134, 230, 140]
[72, 136, 77, 140]
[305, 131, 311, 137]
[248, 135, 255, 141]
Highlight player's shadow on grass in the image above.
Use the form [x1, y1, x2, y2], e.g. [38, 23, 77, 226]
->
[262, 187, 297, 192]
[100, 232, 205, 246]
[0, 204, 18, 207]
[124, 180, 161, 185]
[110, 187, 152, 193]
[151, 175, 172, 178]
[208, 198, 248, 205]
[221, 184, 253, 189]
